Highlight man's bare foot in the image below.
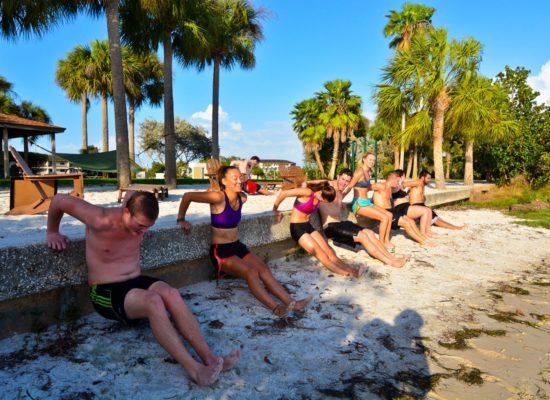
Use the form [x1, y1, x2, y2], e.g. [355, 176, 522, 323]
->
[385, 242, 395, 251]
[427, 231, 440, 237]
[273, 303, 290, 317]
[421, 240, 436, 248]
[191, 358, 223, 386]
[355, 265, 368, 278]
[221, 349, 240, 372]
[293, 295, 313, 311]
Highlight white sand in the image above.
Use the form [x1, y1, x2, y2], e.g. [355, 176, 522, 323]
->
[0, 187, 549, 398]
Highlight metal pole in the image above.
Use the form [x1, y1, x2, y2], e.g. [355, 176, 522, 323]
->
[51, 133, 56, 174]
[351, 141, 356, 173]
[3, 128, 8, 178]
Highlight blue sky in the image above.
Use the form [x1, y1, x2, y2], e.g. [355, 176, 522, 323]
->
[2, 0, 549, 167]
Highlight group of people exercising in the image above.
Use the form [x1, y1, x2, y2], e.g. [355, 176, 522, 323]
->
[45, 152, 462, 386]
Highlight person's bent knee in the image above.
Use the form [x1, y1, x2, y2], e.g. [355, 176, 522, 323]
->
[145, 292, 167, 315]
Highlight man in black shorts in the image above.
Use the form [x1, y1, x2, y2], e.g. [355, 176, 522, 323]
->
[317, 169, 408, 268]
[47, 191, 239, 386]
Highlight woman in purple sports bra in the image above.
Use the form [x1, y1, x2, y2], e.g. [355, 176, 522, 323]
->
[273, 181, 367, 278]
[177, 166, 311, 317]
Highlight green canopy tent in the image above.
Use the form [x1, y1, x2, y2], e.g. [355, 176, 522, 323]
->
[56, 151, 143, 173]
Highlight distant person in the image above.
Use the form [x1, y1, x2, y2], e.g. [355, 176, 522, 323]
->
[273, 181, 368, 278]
[342, 152, 394, 250]
[46, 191, 239, 386]
[318, 169, 409, 268]
[178, 165, 312, 317]
[408, 170, 464, 230]
[371, 172, 435, 247]
[230, 156, 276, 195]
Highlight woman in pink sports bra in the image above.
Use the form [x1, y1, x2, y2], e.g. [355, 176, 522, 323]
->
[273, 181, 367, 278]
[177, 166, 311, 317]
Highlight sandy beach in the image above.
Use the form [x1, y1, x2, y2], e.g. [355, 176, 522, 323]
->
[0, 187, 548, 399]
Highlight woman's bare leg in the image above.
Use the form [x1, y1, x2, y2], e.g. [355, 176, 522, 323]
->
[299, 233, 365, 277]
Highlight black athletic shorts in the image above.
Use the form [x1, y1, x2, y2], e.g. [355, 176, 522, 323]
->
[324, 221, 363, 248]
[89, 275, 162, 325]
[390, 203, 410, 230]
[290, 221, 315, 242]
[209, 240, 251, 279]
[412, 202, 439, 223]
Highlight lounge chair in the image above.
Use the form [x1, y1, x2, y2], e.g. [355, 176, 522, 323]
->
[117, 184, 168, 203]
[6, 146, 84, 215]
[206, 159, 221, 191]
[279, 165, 306, 190]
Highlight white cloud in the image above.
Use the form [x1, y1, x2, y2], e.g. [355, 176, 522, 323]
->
[527, 60, 550, 106]
[191, 104, 228, 122]
[229, 121, 242, 131]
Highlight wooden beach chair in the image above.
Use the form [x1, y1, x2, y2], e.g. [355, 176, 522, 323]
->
[205, 158, 221, 191]
[117, 184, 169, 203]
[279, 165, 306, 190]
[6, 146, 84, 215]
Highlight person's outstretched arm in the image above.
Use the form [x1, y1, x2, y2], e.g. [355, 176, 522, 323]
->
[47, 194, 104, 251]
[272, 187, 312, 222]
[177, 191, 223, 234]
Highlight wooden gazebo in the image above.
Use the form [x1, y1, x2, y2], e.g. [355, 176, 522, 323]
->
[0, 113, 66, 178]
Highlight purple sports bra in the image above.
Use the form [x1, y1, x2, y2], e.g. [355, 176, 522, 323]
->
[293, 192, 319, 215]
[211, 191, 242, 229]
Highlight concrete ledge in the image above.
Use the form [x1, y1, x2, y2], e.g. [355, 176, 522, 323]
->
[0, 187, 475, 338]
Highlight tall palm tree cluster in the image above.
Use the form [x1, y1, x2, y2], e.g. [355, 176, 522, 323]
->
[0, 75, 51, 123]
[291, 79, 365, 180]
[374, 2, 517, 188]
[1, 0, 264, 189]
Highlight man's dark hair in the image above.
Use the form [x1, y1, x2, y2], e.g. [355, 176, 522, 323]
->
[127, 191, 159, 221]
[250, 156, 260, 162]
[419, 170, 432, 178]
[339, 168, 353, 178]
[394, 169, 405, 177]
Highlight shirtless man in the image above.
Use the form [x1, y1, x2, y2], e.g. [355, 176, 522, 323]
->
[230, 156, 275, 195]
[319, 169, 408, 268]
[46, 191, 239, 386]
[408, 170, 464, 230]
[371, 172, 435, 247]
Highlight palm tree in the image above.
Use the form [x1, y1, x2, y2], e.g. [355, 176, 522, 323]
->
[447, 75, 518, 185]
[188, 0, 265, 159]
[122, 50, 163, 161]
[388, 29, 483, 188]
[0, 1, 132, 188]
[291, 98, 326, 176]
[317, 80, 363, 179]
[0, 75, 19, 114]
[383, 2, 435, 52]
[120, 0, 207, 189]
[383, 2, 434, 169]
[56, 44, 93, 152]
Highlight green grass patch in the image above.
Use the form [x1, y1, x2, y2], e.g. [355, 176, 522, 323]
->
[509, 208, 550, 229]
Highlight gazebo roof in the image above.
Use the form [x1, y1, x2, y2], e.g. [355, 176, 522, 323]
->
[0, 113, 65, 139]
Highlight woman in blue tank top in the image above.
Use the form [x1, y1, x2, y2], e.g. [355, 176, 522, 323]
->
[342, 152, 394, 251]
[177, 165, 311, 317]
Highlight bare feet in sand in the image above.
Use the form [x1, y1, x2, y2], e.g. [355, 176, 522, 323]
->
[192, 357, 223, 386]
[354, 265, 368, 278]
[389, 257, 408, 268]
[385, 242, 395, 251]
[293, 295, 314, 312]
[273, 303, 291, 317]
[422, 240, 437, 248]
[221, 349, 241, 372]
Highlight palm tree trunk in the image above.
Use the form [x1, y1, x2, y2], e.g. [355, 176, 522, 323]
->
[393, 142, 400, 169]
[445, 151, 452, 180]
[399, 112, 406, 169]
[432, 92, 448, 189]
[81, 91, 88, 152]
[329, 132, 340, 179]
[412, 144, 418, 178]
[464, 139, 474, 185]
[313, 150, 326, 177]
[405, 149, 413, 178]
[129, 101, 135, 161]
[211, 56, 220, 159]
[163, 31, 177, 189]
[101, 92, 108, 152]
[105, 0, 131, 188]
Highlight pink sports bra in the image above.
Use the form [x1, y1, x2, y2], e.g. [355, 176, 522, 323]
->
[293, 192, 319, 215]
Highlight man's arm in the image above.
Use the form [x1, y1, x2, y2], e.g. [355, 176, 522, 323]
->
[46, 194, 104, 251]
